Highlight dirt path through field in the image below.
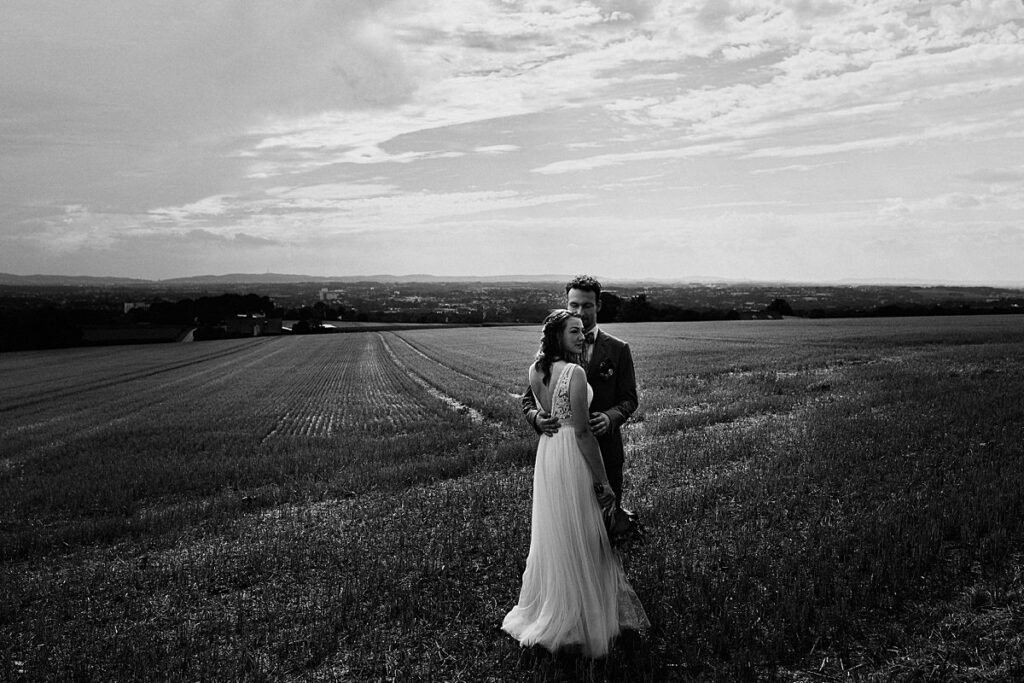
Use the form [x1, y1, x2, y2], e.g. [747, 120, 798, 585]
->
[377, 333, 501, 429]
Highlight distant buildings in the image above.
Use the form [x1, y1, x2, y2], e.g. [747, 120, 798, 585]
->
[319, 288, 343, 302]
[223, 313, 283, 337]
[123, 302, 150, 314]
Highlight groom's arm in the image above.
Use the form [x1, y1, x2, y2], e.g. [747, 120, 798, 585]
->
[521, 386, 543, 434]
[523, 385, 561, 435]
[604, 344, 638, 431]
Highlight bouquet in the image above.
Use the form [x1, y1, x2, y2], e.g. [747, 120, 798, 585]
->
[594, 484, 645, 550]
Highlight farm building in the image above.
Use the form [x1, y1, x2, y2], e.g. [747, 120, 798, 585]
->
[224, 313, 283, 337]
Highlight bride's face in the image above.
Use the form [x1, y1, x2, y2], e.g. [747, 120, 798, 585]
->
[560, 317, 585, 356]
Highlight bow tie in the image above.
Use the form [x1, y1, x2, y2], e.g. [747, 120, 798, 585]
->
[585, 331, 596, 345]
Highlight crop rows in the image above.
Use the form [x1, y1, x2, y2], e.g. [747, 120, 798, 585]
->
[2, 316, 1023, 681]
[0, 332, 501, 562]
[1, 340, 289, 460]
[383, 331, 530, 428]
[0, 334, 482, 457]
[257, 334, 447, 440]
[392, 326, 539, 395]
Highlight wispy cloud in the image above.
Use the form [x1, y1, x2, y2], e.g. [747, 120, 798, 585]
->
[531, 142, 744, 174]
[1, 0, 1023, 282]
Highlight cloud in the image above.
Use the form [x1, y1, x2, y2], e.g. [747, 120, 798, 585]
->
[720, 42, 776, 61]
[751, 162, 832, 175]
[184, 230, 281, 247]
[474, 144, 521, 154]
[963, 167, 1024, 184]
[696, 0, 733, 31]
[945, 193, 982, 209]
[2, 0, 1023, 283]
[531, 142, 743, 174]
[0, 0, 425, 223]
[745, 115, 1014, 160]
[150, 196, 232, 222]
[0, 1, 415, 140]
[236, 2, 691, 178]
[931, 0, 1024, 35]
[267, 183, 397, 201]
[876, 191, 991, 218]
[337, 146, 424, 165]
[131, 186, 594, 252]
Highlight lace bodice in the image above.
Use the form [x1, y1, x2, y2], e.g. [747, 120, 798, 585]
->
[550, 363, 593, 428]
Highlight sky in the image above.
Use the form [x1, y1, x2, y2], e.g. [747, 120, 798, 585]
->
[2, 0, 1023, 284]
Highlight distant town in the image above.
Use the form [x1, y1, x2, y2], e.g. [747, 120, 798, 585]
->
[1, 274, 1022, 352]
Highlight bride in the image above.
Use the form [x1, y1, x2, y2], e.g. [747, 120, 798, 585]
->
[503, 309, 649, 658]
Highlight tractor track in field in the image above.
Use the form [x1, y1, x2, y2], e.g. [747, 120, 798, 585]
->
[377, 333, 505, 431]
[387, 333, 521, 401]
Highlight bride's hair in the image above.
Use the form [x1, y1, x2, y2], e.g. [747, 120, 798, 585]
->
[534, 309, 582, 385]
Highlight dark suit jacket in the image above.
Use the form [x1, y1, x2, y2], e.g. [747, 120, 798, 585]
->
[522, 329, 638, 472]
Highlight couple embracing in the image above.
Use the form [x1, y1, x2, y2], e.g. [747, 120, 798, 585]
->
[502, 275, 650, 659]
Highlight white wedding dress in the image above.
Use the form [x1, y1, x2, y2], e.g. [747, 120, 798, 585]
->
[503, 363, 649, 658]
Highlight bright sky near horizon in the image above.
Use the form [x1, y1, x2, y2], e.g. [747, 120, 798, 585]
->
[2, 0, 1023, 284]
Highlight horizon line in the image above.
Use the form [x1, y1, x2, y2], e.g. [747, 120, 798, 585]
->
[2, 271, 1024, 289]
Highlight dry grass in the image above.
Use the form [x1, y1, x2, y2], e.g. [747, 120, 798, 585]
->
[2, 316, 1023, 681]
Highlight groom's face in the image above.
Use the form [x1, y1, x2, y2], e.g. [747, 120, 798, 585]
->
[566, 288, 600, 331]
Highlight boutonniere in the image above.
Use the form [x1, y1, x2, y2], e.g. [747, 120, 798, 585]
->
[598, 359, 615, 380]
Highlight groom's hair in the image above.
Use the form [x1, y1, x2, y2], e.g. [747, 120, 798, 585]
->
[565, 274, 602, 299]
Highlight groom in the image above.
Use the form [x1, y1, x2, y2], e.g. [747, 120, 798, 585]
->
[522, 275, 639, 503]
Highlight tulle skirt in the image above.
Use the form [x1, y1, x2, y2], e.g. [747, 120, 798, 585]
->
[502, 428, 649, 658]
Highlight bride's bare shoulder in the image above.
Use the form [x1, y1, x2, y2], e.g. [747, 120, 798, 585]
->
[566, 362, 586, 383]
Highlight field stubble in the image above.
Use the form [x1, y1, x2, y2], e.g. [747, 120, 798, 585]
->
[2, 316, 1023, 681]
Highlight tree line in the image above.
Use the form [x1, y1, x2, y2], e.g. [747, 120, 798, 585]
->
[2, 289, 1021, 352]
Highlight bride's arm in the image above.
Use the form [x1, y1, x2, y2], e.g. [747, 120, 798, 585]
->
[569, 365, 610, 489]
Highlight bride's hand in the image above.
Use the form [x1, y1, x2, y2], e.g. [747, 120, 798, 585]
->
[594, 482, 616, 509]
[588, 411, 611, 436]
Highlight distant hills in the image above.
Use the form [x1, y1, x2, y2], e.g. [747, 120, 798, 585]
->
[0, 272, 576, 287]
[1, 272, 1023, 288]
[0, 273, 153, 286]
[158, 273, 580, 285]
[0, 272, 722, 287]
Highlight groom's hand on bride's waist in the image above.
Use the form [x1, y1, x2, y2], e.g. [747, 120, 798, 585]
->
[535, 411, 561, 437]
